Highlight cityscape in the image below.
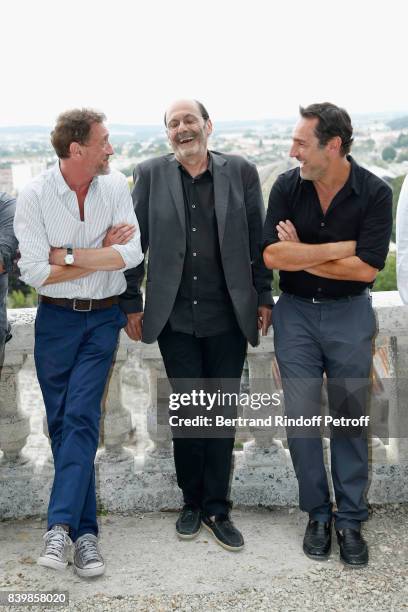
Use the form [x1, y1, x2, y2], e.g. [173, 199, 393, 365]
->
[1, 112, 408, 205]
[2, 111, 407, 303]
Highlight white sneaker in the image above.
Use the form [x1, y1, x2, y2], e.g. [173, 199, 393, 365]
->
[74, 533, 105, 578]
[37, 525, 72, 571]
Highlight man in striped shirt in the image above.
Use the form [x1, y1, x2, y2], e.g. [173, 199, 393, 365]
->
[14, 109, 143, 577]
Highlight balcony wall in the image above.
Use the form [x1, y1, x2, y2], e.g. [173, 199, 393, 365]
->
[1, 291, 408, 519]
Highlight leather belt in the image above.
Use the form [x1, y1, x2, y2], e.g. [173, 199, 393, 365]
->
[39, 295, 119, 312]
[286, 288, 370, 304]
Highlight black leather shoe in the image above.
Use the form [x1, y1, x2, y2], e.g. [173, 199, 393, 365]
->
[336, 528, 368, 567]
[176, 505, 201, 539]
[202, 515, 244, 551]
[303, 519, 332, 560]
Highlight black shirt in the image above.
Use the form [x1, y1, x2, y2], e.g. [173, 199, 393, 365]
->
[169, 155, 237, 336]
[262, 156, 393, 298]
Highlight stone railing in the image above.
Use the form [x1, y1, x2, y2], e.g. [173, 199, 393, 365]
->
[1, 291, 408, 519]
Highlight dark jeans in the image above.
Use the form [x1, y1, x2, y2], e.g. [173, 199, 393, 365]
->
[34, 302, 126, 541]
[158, 322, 247, 516]
[273, 293, 376, 530]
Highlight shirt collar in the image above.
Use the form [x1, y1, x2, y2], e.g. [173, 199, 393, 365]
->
[52, 161, 99, 195]
[52, 161, 71, 195]
[346, 155, 361, 196]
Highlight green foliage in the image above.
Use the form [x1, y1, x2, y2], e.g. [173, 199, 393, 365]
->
[120, 165, 134, 177]
[372, 253, 396, 292]
[388, 117, 408, 130]
[128, 142, 141, 156]
[394, 133, 408, 148]
[390, 175, 405, 242]
[7, 287, 37, 308]
[382, 146, 396, 161]
[397, 151, 408, 163]
[353, 138, 375, 153]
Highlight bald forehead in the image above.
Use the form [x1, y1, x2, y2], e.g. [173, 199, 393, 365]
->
[165, 99, 201, 123]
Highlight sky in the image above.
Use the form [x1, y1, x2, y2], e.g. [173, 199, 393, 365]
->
[1, 0, 407, 127]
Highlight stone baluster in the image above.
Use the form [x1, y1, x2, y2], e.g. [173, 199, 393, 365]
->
[394, 333, 408, 463]
[142, 345, 174, 473]
[243, 338, 285, 467]
[0, 350, 30, 465]
[368, 337, 391, 463]
[98, 343, 134, 464]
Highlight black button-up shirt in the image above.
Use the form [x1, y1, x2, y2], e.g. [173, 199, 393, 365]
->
[169, 155, 237, 336]
[262, 156, 393, 298]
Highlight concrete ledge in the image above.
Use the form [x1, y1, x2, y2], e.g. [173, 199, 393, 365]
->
[1, 452, 407, 519]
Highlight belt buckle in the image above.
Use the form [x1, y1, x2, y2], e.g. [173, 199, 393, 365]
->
[312, 297, 321, 304]
[73, 298, 92, 312]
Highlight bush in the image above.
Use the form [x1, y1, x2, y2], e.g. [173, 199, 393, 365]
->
[372, 253, 396, 292]
[7, 287, 37, 308]
[382, 146, 397, 161]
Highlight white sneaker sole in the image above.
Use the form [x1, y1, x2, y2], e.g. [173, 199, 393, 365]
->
[37, 556, 68, 571]
[201, 521, 244, 552]
[74, 564, 105, 578]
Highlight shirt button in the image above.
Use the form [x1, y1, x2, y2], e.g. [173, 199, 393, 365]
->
[193, 276, 198, 280]
[320, 222, 325, 227]
[193, 300, 198, 305]
[192, 227, 197, 232]
[193, 252, 197, 257]
[317, 287, 322, 292]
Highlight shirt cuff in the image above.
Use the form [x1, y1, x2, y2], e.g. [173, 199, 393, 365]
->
[20, 263, 51, 289]
[111, 244, 143, 272]
[258, 291, 275, 307]
[118, 293, 143, 314]
[261, 238, 279, 254]
[356, 250, 386, 271]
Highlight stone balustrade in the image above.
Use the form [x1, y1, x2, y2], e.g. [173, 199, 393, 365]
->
[1, 292, 408, 519]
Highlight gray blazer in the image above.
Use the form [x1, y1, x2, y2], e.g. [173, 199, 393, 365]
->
[119, 152, 273, 346]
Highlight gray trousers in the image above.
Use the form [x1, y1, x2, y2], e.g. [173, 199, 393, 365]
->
[273, 292, 376, 530]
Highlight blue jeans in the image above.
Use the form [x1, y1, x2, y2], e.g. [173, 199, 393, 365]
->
[34, 302, 127, 541]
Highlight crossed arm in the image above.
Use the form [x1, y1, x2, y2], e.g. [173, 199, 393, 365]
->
[263, 220, 378, 283]
[43, 224, 136, 286]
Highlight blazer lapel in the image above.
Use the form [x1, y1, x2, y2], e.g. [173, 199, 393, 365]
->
[165, 156, 185, 233]
[212, 153, 229, 246]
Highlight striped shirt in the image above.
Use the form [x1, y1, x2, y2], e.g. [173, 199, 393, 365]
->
[14, 162, 143, 299]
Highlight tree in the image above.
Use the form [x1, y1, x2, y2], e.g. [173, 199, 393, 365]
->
[394, 133, 408, 148]
[387, 116, 408, 130]
[391, 175, 405, 242]
[373, 253, 396, 292]
[382, 146, 396, 161]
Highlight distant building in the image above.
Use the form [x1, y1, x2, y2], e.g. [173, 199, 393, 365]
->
[11, 162, 46, 194]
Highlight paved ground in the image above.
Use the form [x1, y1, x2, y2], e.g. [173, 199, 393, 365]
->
[0, 506, 407, 611]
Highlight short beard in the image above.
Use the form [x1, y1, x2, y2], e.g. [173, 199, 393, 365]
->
[95, 162, 111, 176]
[173, 139, 203, 160]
